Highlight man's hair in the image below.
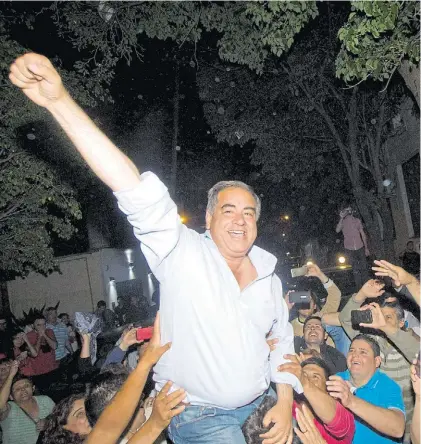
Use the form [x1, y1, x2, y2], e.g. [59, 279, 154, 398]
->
[0, 357, 10, 366]
[380, 301, 405, 322]
[242, 395, 277, 443]
[301, 356, 332, 379]
[97, 300, 106, 309]
[303, 316, 324, 330]
[207, 181, 261, 220]
[33, 314, 46, 322]
[85, 369, 128, 426]
[350, 334, 381, 357]
[11, 373, 32, 391]
[407, 241, 414, 246]
[42, 393, 86, 444]
[58, 313, 69, 319]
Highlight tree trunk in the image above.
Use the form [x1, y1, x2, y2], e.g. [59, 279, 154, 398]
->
[398, 60, 420, 109]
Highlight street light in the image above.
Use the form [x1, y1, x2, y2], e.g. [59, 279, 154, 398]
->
[338, 256, 346, 264]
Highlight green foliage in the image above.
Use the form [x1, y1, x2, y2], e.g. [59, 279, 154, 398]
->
[0, 13, 107, 278]
[52, 1, 318, 75]
[336, 1, 420, 83]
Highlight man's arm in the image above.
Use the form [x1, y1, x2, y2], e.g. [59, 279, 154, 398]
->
[327, 375, 405, 439]
[44, 330, 58, 350]
[10, 53, 140, 193]
[335, 216, 344, 233]
[0, 362, 19, 421]
[302, 375, 337, 424]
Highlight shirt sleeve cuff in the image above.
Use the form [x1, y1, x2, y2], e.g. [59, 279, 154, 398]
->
[271, 372, 304, 394]
[323, 279, 333, 289]
[113, 172, 169, 215]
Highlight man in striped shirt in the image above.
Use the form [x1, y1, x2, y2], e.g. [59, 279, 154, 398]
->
[46, 308, 72, 363]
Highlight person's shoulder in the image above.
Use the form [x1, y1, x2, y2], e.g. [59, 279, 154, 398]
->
[376, 370, 401, 390]
[36, 395, 55, 406]
[336, 369, 350, 380]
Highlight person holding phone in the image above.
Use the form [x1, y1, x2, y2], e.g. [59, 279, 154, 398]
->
[336, 205, 370, 290]
[10, 52, 301, 444]
[338, 279, 420, 442]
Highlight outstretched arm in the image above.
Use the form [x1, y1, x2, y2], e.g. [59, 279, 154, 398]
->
[10, 53, 140, 193]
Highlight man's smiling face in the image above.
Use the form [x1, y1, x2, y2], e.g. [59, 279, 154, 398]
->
[206, 187, 258, 260]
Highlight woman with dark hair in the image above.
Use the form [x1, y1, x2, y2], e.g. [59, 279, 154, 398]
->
[40, 393, 91, 444]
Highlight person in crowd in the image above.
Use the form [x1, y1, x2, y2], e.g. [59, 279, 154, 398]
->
[102, 325, 142, 370]
[114, 297, 128, 326]
[46, 307, 72, 364]
[326, 334, 406, 443]
[410, 357, 420, 444]
[381, 292, 420, 337]
[124, 295, 148, 325]
[59, 313, 79, 353]
[287, 263, 350, 355]
[0, 361, 55, 444]
[11, 330, 38, 377]
[0, 315, 12, 356]
[26, 315, 58, 392]
[242, 397, 328, 444]
[40, 393, 91, 444]
[339, 279, 419, 442]
[293, 317, 347, 374]
[85, 314, 185, 444]
[372, 259, 420, 306]
[278, 355, 355, 444]
[11, 52, 302, 443]
[95, 301, 118, 331]
[0, 358, 12, 387]
[399, 241, 420, 276]
[336, 205, 370, 290]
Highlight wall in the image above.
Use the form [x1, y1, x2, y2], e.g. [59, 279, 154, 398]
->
[6, 247, 150, 319]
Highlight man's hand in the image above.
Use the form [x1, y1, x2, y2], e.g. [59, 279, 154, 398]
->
[9, 361, 19, 379]
[410, 357, 420, 398]
[16, 351, 28, 362]
[284, 292, 295, 311]
[278, 354, 305, 386]
[326, 375, 355, 409]
[372, 260, 416, 288]
[138, 313, 171, 368]
[294, 404, 326, 444]
[305, 263, 328, 283]
[9, 53, 66, 108]
[267, 338, 279, 352]
[120, 328, 142, 351]
[365, 248, 370, 257]
[148, 381, 185, 431]
[35, 419, 46, 433]
[359, 303, 390, 332]
[260, 401, 293, 444]
[355, 279, 385, 302]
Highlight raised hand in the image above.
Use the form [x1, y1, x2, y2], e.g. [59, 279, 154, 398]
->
[294, 404, 327, 444]
[372, 260, 416, 287]
[120, 328, 142, 351]
[326, 375, 355, 409]
[359, 303, 387, 331]
[9, 53, 66, 108]
[149, 381, 186, 430]
[139, 313, 171, 368]
[356, 279, 385, 301]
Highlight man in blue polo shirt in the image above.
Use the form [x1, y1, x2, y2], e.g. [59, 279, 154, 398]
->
[326, 334, 405, 443]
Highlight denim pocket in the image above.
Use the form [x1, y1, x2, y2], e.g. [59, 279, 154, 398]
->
[174, 405, 217, 428]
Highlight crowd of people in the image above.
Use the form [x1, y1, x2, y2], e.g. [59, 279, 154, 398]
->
[2, 52, 419, 444]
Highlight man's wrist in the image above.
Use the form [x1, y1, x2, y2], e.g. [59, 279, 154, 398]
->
[353, 291, 366, 303]
[119, 342, 129, 352]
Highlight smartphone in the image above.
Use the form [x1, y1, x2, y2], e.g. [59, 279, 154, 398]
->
[291, 266, 308, 278]
[136, 326, 153, 341]
[415, 354, 420, 378]
[289, 290, 312, 304]
[351, 310, 373, 326]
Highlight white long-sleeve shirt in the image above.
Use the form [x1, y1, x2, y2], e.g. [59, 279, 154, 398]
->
[114, 172, 301, 409]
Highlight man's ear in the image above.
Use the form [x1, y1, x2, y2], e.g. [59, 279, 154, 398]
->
[398, 319, 405, 330]
[205, 211, 212, 230]
[375, 356, 382, 368]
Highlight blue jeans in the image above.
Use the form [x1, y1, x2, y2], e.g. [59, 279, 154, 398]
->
[168, 389, 274, 444]
[325, 325, 351, 356]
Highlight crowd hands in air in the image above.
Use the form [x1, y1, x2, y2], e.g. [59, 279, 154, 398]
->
[2, 52, 419, 444]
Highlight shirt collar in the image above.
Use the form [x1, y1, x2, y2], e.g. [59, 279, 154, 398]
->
[346, 368, 381, 390]
[204, 230, 277, 278]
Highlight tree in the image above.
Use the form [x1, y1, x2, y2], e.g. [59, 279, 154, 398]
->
[196, 8, 407, 259]
[0, 12, 107, 278]
[336, 1, 420, 107]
